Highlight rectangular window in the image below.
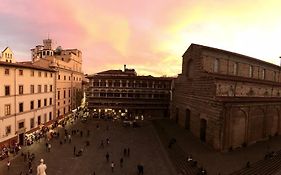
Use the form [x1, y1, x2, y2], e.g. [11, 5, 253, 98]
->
[49, 98, 52, 105]
[50, 73, 53, 77]
[38, 71, 41, 77]
[30, 85, 34, 94]
[38, 85, 42, 93]
[5, 125, 11, 135]
[64, 90, 66, 98]
[19, 69, 23, 76]
[31, 70, 34, 76]
[69, 89, 71, 97]
[4, 69, 9, 75]
[19, 85, 24, 95]
[262, 69, 266, 80]
[38, 100, 41, 108]
[4, 104, 11, 115]
[30, 118, 34, 129]
[249, 65, 253, 78]
[274, 71, 277, 81]
[37, 116, 41, 125]
[233, 62, 238, 75]
[44, 98, 47, 106]
[64, 76, 66, 80]
[58, 75, 60, 80]
[30, 101, 34, 110]
[19, 103, 24, 112]
[50, 85, 53, 92]
[44, 85, 47, 92]
[58, 91, 60, 100]
[19, 122, 24, 129]
[45, 72, 47, 77]
[5, 85, 10, 96]
[214, 58, 219, 73]
[49, 112, 52, 121]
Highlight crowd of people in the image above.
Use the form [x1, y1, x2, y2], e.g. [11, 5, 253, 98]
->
[1, 106, 150, 175]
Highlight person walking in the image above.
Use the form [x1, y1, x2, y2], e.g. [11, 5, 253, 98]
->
[7, 160, 10, 170]
[123, 148, 127, 157]
[37, 159, 47, 175]
[106, 152, 109, 162]
[48, 143, 51, 152]
[127, 147, 130, 157]
[100, 140, 104, 148]
[68, 134, 72, 143]
[111, 161, 115, 172]
[73, 146, 76, 156]
[106, 138, 110, 145]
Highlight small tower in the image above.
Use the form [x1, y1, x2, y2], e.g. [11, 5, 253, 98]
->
[43, 39, 53, 50]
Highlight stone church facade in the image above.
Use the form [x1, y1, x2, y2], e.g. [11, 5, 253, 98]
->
[171, 44, 281, 151]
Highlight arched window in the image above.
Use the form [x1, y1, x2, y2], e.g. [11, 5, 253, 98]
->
[214, 58, 219, 73]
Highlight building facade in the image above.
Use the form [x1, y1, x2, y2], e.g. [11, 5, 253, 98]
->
[0, 61, 55, 146]
[0, 47, 16, 63]
[30, 39, 83, 118]
[171, 44, 281, 151]
[86, 66, 172, 118]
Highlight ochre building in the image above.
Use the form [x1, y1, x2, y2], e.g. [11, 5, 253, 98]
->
[87, 66, 172, 118]
[171, 44, 281, 151]
[30, 39, 83, 118]
[0, 59, 55, 146]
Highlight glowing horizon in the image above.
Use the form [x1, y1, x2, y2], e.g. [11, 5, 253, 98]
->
[0, 0, 281, 76]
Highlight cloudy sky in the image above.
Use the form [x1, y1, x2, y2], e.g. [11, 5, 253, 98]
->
[0, 0, 281, 76]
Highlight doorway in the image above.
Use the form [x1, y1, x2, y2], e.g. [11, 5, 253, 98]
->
[200, 119, 207, 142]
[19, 133, 24, 145]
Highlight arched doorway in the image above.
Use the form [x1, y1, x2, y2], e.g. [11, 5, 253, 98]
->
[231, 108, 246, 147]
[200, 119, 207, 142]
[185, 109, 191, 130]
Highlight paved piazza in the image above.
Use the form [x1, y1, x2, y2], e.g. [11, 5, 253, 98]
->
[0, 118, 176, 175]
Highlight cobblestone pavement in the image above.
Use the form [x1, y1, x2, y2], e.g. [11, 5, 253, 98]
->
[155, 119, 281, 175]
[0, 118, 177, 175]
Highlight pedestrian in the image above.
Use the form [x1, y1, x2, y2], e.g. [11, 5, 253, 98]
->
[123, 148, 127, 157]
[120, 157, 123, 168]
[80, 131, 83, 137]
[48, 143, 51, 152]
[106, 152, 109, 162]
[28, 167, 33, 175]
[127, 147, 130, 157]
[93, 172, 96, 175]
[7, 160, 10, 170]
[37, 159, 47, 175]
[106, 138, 110, 145]
[45, 142, 48, 151]
[74, 146, 76, 156]
[68, 134, 72, 143]
[140, 165, 144, 175]
[64, 135, 67, 143]
[111, 161, 115, 172]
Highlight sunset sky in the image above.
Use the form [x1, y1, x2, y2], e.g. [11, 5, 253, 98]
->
[0, 0, 281, 76]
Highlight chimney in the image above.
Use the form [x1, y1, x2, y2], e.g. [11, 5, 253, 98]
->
[124, 64, 126, 71]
